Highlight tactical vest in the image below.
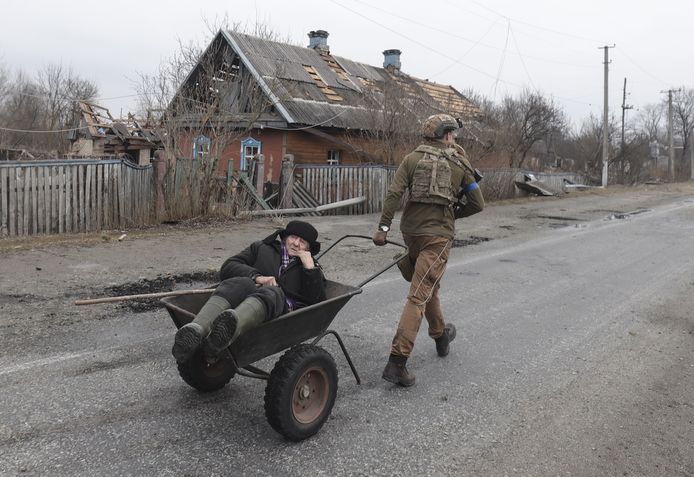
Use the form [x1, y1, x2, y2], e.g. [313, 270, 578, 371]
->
[409, 145, 457, 205]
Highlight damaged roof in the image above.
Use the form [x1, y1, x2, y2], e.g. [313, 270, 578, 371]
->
[219, 30, 479, 129]
[72, 101, 162, 150]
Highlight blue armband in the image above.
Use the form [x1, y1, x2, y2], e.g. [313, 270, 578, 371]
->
[462, 182, 479, 193]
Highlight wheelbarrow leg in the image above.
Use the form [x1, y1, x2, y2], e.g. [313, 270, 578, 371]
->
[312, 330, 361, 385]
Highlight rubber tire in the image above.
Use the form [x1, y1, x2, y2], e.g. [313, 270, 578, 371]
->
[264, 344, 338, 441]
[177, 348, 236, 393]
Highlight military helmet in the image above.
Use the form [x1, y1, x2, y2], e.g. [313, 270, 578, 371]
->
[422, 114, 459, 139]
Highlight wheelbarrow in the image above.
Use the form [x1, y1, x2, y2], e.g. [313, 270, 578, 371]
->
[161, 235, 407, 441]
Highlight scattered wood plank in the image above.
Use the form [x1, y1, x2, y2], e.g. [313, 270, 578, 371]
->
[292, 180, 321, 216]
[248, 196, 366, 216]
[75, 288, 213, 306]
[236, 174, 272, 210]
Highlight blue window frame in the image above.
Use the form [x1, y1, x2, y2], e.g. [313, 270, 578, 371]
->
[240, 137, 261, 171]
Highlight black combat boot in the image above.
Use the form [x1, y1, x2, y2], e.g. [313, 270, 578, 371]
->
[382, 354, 416, 387]
[435, 323, 457, 357]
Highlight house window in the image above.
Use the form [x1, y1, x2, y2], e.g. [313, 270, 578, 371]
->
[240, 137, 262, 171]
[193, 135, 211, 160]
[327, 150, 341, 165]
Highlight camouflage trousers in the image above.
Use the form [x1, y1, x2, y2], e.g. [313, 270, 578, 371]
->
[390, 235, 451, 357]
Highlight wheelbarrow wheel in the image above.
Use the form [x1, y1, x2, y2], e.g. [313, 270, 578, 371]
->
[264, 344, 338, 441]
[177, 348, 235, 393]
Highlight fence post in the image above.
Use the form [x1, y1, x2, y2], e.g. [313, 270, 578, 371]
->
[226, 158, 234, 186]
[153, 152, 168, 221]
[255, 154, 265, 197]
[280, 154, 294, 209]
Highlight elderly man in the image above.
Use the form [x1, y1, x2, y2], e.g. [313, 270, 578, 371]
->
[172, 220, 326, 362]
[373, 114, 485, 386]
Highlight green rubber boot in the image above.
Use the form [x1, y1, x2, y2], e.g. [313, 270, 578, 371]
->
[172, 295, 230, 363]
[207, 296, 267, 353]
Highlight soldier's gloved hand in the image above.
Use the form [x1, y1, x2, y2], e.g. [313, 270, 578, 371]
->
[372, 230, 387, 246]
[453, 202, 466, 219]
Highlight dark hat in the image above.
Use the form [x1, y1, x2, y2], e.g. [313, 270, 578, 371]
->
[279, 220, 321, 254]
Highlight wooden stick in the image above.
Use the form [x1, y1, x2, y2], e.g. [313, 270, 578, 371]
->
[247, 196, 366, 216]
[74, 288, 213, 306]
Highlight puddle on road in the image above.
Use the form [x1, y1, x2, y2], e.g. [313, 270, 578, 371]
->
[451, 236, 491, 248]
[606, 208, 652, 220]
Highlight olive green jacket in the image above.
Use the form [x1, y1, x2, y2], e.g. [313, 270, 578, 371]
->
[378, 141, 485, 239]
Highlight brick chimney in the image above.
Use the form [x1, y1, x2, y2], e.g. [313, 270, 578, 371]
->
[382, 49, 402, 71]
[307, 30, 329, 52]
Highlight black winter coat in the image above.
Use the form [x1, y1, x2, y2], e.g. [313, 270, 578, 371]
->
[219, 231, 327, 307]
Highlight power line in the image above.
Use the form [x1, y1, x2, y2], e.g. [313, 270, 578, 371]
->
[348, 0, 595, 69]
[619, 48, 670, 87]
[466, 0, 610, 44]
[509, 24, 536, 91]
[329, 0, 524, 87]
[0, 125, 89, 133]
[428, 17, 503, 79]
[491, 20, 511, 99]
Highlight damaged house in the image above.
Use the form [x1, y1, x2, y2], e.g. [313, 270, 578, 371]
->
[69, 101, 162, 165]
[170, 29, 479, 184]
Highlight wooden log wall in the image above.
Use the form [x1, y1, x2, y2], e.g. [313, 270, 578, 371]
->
[0, 159, 153, 237]
[296, 164, 396, 215]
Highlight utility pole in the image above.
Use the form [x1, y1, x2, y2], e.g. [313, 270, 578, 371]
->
[667, 90, 674, 181]
[660, 88, 680, 181]
[599, 45, 615, 187]
[620, 77, 633, 184]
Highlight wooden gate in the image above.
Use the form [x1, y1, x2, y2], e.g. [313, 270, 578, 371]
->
[295, 164, 396, 215]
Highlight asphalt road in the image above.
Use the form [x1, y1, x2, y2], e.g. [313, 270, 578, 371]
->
[1, 195, 694, 476]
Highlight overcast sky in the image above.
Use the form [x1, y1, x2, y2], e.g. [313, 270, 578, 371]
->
[1, 0, 690, 128]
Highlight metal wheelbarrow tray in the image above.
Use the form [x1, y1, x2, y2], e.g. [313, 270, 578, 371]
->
[161, 235, 406, 441]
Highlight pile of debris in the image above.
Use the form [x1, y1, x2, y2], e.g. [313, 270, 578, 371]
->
[68, 101, 162, 165]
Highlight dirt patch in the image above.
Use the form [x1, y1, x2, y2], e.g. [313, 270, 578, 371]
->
[102, 271, 218, 312]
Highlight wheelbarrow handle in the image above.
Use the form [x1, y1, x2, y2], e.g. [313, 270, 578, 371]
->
[315, 234, 408, 288]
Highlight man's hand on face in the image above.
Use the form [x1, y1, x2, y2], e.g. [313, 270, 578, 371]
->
[285, 235, 315, 269]
[293, 249, 315, 269]
[255, 275, 278, 287]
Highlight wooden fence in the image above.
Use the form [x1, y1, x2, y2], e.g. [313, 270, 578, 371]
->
[0, 159, 153, 237]
[294, 165, 591, 213]
[0, 158, 596, 238]
[294, 164, 397, 215]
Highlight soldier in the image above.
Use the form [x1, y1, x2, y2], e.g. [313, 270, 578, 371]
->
[373, 113, 485, 386]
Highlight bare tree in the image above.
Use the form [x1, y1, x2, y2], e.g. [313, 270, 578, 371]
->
[490, 89, 567, 168]
[671, 87, 694, 179]
[0, 70, 44, 150]
[0, 64, 97, 155]
[636, 103, 665, 142]
[134, 23, 285, 220]
[569, 113, 614, 179]
[456, 89, 496, 164]
[349, 75, 425, 165]
[0, 62, 9, 102]
[37, 63, 98, 152]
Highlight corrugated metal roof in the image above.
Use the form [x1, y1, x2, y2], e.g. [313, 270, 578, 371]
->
[224, 31, 479, 128]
